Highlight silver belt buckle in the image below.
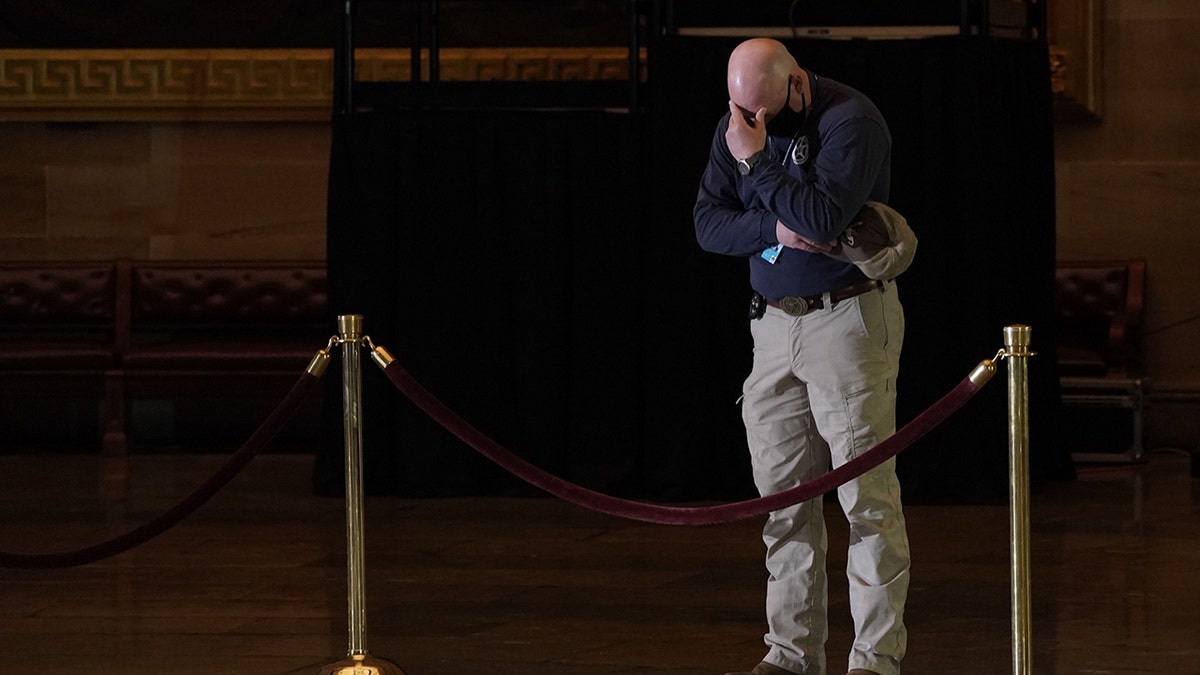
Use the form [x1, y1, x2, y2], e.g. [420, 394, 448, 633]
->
[779, 296, 810, 317]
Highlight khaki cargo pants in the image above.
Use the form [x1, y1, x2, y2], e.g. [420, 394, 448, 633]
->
[742, 281, 909, 675]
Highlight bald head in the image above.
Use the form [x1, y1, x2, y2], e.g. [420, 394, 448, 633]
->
[727, 38, 800, 122]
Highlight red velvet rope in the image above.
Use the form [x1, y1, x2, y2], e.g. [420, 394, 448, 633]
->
[382, 360, 986, 525]
[0, 370, 322, 569]
[0, 352, 987, 568]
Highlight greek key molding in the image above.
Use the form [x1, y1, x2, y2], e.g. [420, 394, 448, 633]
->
[0, 47, 639, 121]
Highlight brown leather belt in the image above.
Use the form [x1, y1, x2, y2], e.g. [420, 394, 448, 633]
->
[765, 280, 882, 317]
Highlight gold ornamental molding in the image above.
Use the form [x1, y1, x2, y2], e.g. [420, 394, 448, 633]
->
[1047, 0, 1102, 122]
[0, 47, 642, 122]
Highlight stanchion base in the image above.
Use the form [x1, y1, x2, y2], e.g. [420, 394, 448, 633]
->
[317, 653, 407, 674]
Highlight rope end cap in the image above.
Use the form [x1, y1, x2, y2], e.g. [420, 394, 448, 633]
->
[370, 345, 396, 370]
[306, 350, 332, 377]
[969, 359, 997, 387]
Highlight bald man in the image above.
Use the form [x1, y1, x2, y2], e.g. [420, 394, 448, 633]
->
[694, 39, 909, 675]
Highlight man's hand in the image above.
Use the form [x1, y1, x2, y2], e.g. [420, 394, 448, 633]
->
[726, 100, 767, 161]
[776, 220, 836, 253]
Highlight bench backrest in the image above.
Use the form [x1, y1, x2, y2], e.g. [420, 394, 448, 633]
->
[0, 263, 117, 325]
[127, 262, 328, 327]
[1055, 259, 1145, 377]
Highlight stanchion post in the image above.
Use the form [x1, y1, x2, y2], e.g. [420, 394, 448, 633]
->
[1004, 325, 1034, 675]
[318, 315, 406, 675]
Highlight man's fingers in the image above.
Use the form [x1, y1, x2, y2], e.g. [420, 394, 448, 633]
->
[797, 234, 834, 252]
[727, 100, 744, 127]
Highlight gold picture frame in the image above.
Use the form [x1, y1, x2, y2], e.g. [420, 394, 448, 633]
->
[0, 47, 639, 122]
[1048, 0, 1103, 122]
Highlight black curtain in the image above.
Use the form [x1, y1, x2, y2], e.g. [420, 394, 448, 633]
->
[318, 110, 672, 498]
[320, 35, 1073, 503]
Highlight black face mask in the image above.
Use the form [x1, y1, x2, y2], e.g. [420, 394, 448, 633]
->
[767, 78, 807, 137]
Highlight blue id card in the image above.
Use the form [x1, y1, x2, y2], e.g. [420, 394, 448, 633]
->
[760, 243, 783, 264]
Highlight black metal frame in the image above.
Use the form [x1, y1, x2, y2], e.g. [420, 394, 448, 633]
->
[333, 0, 661, 115]
[332, 0, 1045, 115]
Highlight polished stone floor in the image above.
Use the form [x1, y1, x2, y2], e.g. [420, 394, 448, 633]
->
[0, 451, 1197, 675]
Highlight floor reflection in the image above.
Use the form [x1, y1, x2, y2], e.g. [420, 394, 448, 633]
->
[0, 452, 1196, 674]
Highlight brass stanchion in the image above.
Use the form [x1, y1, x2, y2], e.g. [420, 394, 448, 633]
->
[1004, 325, 1034, 675]
[319, 315, 406, 675]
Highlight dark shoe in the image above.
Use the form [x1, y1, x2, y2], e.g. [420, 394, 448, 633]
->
[846, 670, 882, 675]
[723, 662, 801, 675]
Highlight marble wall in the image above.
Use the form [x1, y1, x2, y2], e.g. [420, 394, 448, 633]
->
[1054, 0, 1200, 445]
[2, 0, 1198, 446]
[0, 122, 329, 260]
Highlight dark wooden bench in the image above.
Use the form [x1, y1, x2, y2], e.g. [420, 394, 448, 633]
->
[0, 262, 122, 451]
[0, 260, 329, 454]
[118, 259, 328, 373]
[1055, 259, 1147, 462]
[0, 262, 118, 370]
